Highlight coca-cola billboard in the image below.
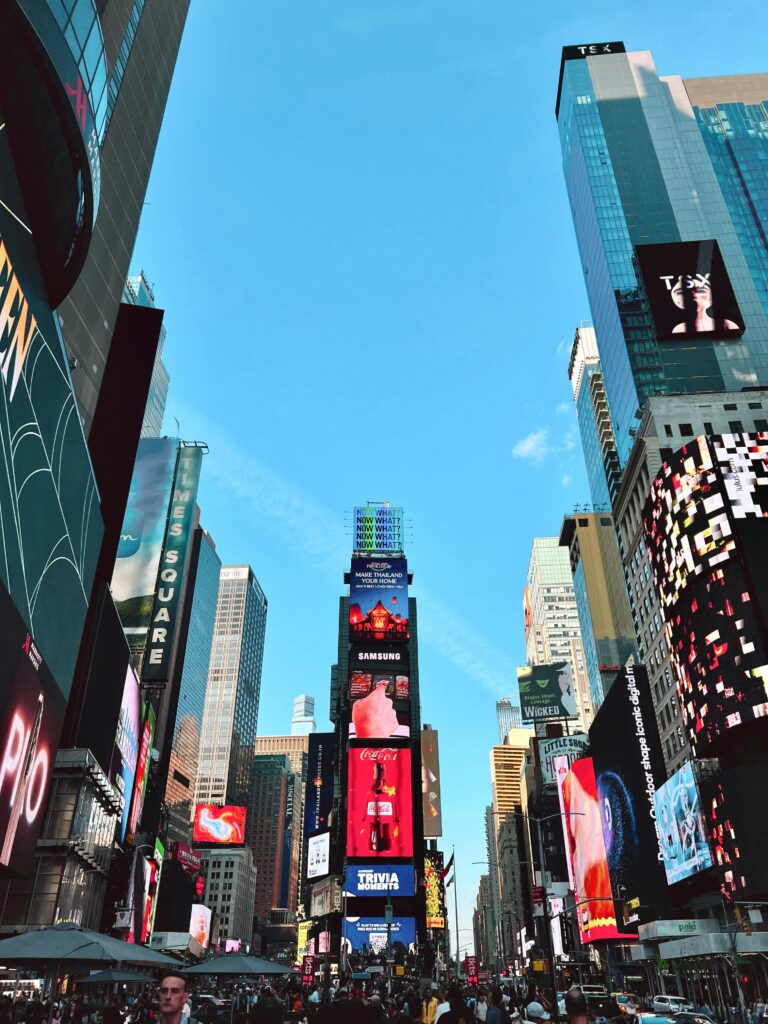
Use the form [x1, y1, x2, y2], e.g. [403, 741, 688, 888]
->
[347, 747, 413, 858]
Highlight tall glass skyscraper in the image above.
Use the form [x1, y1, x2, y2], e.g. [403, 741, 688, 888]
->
[557, 45, 768, 466]
[568, 325, 620, 509]
[123, 271, 170, 438]
[195, 566, 268, 807]
[164, 528, 221, 841]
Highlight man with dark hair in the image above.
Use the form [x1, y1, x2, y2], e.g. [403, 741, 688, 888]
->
[159, 975, 193, 1024]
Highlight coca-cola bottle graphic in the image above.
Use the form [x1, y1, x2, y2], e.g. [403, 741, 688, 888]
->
[366, 761, 396, 853]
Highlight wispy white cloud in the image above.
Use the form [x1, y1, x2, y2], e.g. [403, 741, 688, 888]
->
[561, 473, 572, 487]
[173, 404, 512, 696]
[512, 429, 549, 463]
[555, 401, 572, 416]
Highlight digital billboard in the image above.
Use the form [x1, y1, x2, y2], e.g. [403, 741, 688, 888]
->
[589, 666, 667, 928]
[425, 851, 446, 929]
[343, 864, 416, 897]
[0, 587, 66, 874]
[350, 669, 410, 702]
[142, 446, 203, 681]
[307, 832, 330, 880]
[0, 155, 103, 698]
[304, 732, 335, 836]
[341, 917, 417, 954]
[654, 762, 714, 885]
[635, 240, 744, 341]
[112, 438, 177, 639]
[127, 703, 156, 841]
[350, 646, 409, 670]
[353, 505, 404, 555]
[347, 747, 413, 859]
[539, 734, 589, 786]
[310, 877, 340, 917]
[349, 558, 409, 643]
[421, 728, 443, 838]
[349, 679, 409, 739]
[109, 667, 142, 843]
[518, 663, 579, 723]
[189, 904, 211, 949]
[557, 756, 635, 943]
[643, 434, 768, 756]
[193, 805, 247, 845]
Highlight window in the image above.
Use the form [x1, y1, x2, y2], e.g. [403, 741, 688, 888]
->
[748, 402, 761, 409]
[728, 420, 744, 433]
[724, 403, 738, 411]
[678, 423, 693, 436]
[578, 518, 589, 527]
[664, 424, 673, 437]
[704, 421, 714, 434]
[755, 419, 768, 432]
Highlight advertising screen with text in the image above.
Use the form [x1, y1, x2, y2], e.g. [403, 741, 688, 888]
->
[349, 559, 409, 643]
[193, 805, 246, 844]
[347, 747, 413, 858]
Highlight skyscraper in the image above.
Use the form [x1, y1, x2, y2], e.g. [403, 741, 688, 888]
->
[559, 513, 638, 710]
[291, 695, 317, 736]
[195, 566, 268, 807]
[568, 325, 620, 509]
[557, 45, 768, 467]
[123, 271, 170, 438]
[249, 754, 292, 920]
[59, 0, 191, 432]
[525, 538, 594, 732]
[164, 528, 221, 841]
[495, 699, 523, 744]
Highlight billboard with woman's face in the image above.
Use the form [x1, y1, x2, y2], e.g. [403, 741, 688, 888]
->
[635, 240, 744, 341]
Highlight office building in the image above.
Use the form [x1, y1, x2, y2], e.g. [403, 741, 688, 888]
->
[557, 45, 768, 468]
[568, 325, 621, 509]
[123, 271, 170, 437]
[474, 874, 496, 971]
[559, 513, 638, 709]
[490, 731, 534, 969]
[291, 695, 317, 736]
[195, 566, 268, 807]
[496, 699, 523, 744]
[525, 538, 594, 732]
[254, 735, 309, 913]
[59, 0, 191, 432]
[248, 755, 294, 920]
[164, 529, 221, 841]
[199, 846, 257, 950]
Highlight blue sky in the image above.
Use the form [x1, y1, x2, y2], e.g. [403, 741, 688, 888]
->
[131, 0, 765, 954]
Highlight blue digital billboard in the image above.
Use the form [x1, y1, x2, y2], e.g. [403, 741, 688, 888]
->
[304, 733, 335, 836]
[343, 864, 415, 898]
[654, 761, 713, 885]
[341, 917, 416, 954]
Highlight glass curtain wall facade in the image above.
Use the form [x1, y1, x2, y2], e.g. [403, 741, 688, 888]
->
[195, 567, 268, 807]
[164, 528, 220, 841]
[557, 48, 768, 467]
[569, 325, 620, 509]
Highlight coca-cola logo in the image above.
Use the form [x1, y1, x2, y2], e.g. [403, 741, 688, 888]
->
[359, 748, 399, 762]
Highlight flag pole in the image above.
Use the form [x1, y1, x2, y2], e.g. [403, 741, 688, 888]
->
[453, 843, 460, 979]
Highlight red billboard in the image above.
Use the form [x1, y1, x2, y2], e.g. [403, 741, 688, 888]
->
[557, 756, 634, 943]
[193, 804, 246, 844]
[346, 747, 413, 858]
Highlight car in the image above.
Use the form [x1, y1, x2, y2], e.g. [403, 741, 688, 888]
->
[614, 994, 640, 1016]
[636, 1014, 675, 1024]
[582, 985, 609, 996]
[652, 996, 695, 1015]
[674, 1014, 718, 1024]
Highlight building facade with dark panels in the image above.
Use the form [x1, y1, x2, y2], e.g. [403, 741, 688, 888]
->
[248, 755, 290, 920]
[59, 0, 190, 432]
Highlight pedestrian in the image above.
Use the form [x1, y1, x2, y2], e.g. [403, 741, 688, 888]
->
[475, 990, 489, 1023]
[486, 989, 509, 1024]
[158, 975, 197, 1024]
[435, 991, 451, 1023]
[525, 1003, 551, 1024]
[422, 988, 439, 1024]
[564, 989, 588, 1024]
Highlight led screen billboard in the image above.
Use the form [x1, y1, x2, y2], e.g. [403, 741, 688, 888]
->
[189, 904, 211, 949]
[635, 240, 744, 341]
[353, 505, 404, 555]
[0, 149, 103, 698]
[349, 558, 409, 643]
[589, 666, 667, 928]
[557, 756, 635, 943]
[109, 667, 142, 843]
[518, 663, 579, 723]
[350, 670, 410, 702]
[127, 703, 155, 841]
[193, 805, 246, 845]
[304, 733, 335, 836]
[425, 850, 446, 929]
[654, 762, 714, 885]
[112, 438, 177, 636]
[643, 434, 768, 756]
[350, 646, 409, 670]
[0, 587, 66, 875]
[421, 728, 442, 838]
[539, 734, 589, 786]
[307, 832, 330, 880]
[347, 747, 413, 859]
[310, 877, 340, 917]
[341, 916, 417, 954]
[349, 678, 409, 739]
[343, 863, 416, 898]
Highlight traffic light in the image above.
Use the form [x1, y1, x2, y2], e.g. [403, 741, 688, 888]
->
[734, 906, 752, 936]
